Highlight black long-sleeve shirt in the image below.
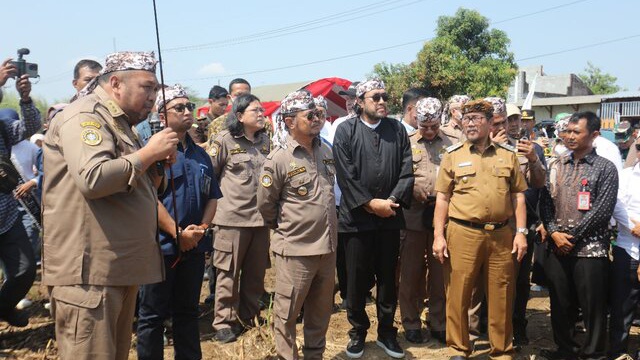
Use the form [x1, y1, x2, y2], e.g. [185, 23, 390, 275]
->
[333, 116, 414, 232]
[540, 149, 618, 257]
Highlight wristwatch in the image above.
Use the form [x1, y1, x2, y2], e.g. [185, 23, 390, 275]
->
[516, 227, 529, 235]
[388, 196, 398, 203]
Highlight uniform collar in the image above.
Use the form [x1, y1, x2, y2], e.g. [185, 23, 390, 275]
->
[286, 135, 320, 153]
[415, 130, 444, 143]
[466, 138, 497, 153]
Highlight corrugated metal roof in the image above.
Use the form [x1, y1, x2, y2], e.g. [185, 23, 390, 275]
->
[600, 91, 640, 101]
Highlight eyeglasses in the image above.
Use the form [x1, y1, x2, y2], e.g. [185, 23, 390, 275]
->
[461, 115, 486, 124]
[304, 110, 321, 121]
[635, 143, 640, 151]
[168, 102, 196, 113]
[246, 107, 265, 114]
[365, 93, 389, 103]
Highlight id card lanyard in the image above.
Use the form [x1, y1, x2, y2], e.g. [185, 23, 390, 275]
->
[577, 178, 591, 211]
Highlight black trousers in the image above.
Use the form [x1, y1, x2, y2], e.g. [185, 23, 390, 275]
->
[544, 252, 608, 360]
[344, 229, 400, 339]
[609, 246, 640, 358]
[512, 230, 536, 333]
[0, 218, 36, 316]
[137, 252, 205, 360]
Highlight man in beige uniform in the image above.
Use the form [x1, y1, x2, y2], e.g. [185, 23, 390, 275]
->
[399, 97, 452, 344]
[42, 51, 178, 360]
[432, 99, 528, 360]
[441, 95, 470, 144]
[210, 93, 271, 343]
[257, 90, 337, 360]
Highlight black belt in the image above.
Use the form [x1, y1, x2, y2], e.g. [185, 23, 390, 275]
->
[450, 217, 509, 231]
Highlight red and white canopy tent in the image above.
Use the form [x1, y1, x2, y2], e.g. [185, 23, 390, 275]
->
[196, 77, 352, 123]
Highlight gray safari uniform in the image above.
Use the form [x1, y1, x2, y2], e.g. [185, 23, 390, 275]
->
[257, 136, 337, 360]
[42, 85, 164, 360]
[399, 130, 452, 333]
[210, 129, 271, 332]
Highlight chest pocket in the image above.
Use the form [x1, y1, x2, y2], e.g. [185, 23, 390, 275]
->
[289, 174, 312, 198]
[493, 165, 512, 191]
[454, 166, 476, 190]
[229, 153, 252, 179]
[412, 153, 423, 173]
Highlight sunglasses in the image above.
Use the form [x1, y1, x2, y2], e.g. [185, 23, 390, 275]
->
[168, 102, 196, 113]
[304, 110, 322, 121]
[635, 143, 640, 151]
[365, 93, 389, 103]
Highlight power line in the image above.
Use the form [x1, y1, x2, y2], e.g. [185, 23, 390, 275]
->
[516, 34, 640, 61]
[164, 0, 428, 52]
[172, 0, 608, 83]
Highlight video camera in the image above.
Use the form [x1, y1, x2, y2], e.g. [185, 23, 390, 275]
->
[9, 48, 38, 78]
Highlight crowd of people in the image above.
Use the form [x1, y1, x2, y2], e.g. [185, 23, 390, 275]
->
[0, 50, 639, 360]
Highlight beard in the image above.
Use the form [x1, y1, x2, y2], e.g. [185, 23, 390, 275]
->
[363, 105, 385, 121]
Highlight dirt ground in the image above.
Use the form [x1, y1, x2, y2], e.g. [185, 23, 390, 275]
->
[0, 266, 637, 360]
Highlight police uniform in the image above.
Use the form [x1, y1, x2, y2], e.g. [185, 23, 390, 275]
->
[435, 140, 527, 359]
[43, 84, 164, 360]
[399, 130, 452, 336]
[210, 129, 271, 333]
[187, 113, 211, 145]
[257, 136, 337, 360]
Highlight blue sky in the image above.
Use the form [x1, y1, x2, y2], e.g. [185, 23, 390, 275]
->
[3, 0, 639, 103]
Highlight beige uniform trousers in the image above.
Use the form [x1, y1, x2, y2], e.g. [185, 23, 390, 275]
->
[272, 252, 336, 360]
[444, 221, 515, 360]
[399, 229, 446, 332]
[213, 226, 270, 330]
[49, 284, 138, 360]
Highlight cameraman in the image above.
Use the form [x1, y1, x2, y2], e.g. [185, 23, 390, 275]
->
[0, 58, 40, 327]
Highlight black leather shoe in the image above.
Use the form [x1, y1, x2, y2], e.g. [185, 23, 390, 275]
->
[404, 329, 424, 344]
[449, 356, 467, 360]
[345, 336, 366, 359]
[0, 309, 28, 328]
[214, 328, 237, 343]
[431, 330, 446, 344]
[376, 336, 405, 358]
[539, 349, 577, 360]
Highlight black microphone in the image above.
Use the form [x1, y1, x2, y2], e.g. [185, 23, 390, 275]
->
[148, 115, 166, 176]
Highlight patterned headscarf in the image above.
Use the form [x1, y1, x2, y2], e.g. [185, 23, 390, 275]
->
[155, 84, 189, 112]
[554, 112, 572, 136]
[314, 95, 327, 109]
[355, 78, 385, 98]
[442, 94, 471, 124]
[416, 97, 442, 123]
[76, 51, 158, 99]
[483, 97, 507, 115]
[272, 90, 316, 149]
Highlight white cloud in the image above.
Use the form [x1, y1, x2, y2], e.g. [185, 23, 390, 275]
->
[198, 62, 225, 76]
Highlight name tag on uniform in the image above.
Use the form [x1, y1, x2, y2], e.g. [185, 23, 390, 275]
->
[458, 161, 472, 167]
[577, 191, 591, 211]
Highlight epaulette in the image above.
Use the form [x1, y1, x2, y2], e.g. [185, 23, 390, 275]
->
[497, 142, 516, 152]
[266, 147, 281, 160]
[445, 142, 463, 153]
[407, 128, 418, 137]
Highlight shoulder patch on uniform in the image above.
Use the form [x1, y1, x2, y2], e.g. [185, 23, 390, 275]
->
[497, 142, 516, 152]
[208, 145, 219, 157]
[260, 174, 273, 187]
[446, 142, 463, 153]
[81, 128, 102, 146]
[80, 121, 101, 129]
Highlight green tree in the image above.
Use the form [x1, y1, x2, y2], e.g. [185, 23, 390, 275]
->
[579, 62, 622, 94]
[373, 8, 517, 112]
[1, 89, 48, 125]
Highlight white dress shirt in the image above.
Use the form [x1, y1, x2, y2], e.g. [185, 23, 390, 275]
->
[612, 164, 640, 260]
[594, 136, 623, 173]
